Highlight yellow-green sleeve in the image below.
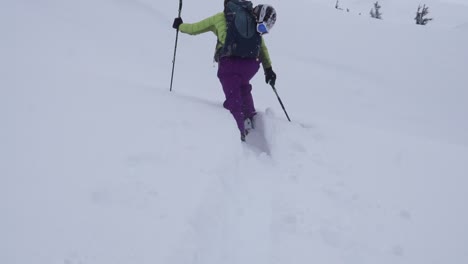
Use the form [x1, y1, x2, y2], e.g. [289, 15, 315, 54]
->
[179, 13, 222, 35]
[260, 38, 272, 69]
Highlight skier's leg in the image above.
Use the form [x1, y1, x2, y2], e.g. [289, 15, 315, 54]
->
[219, 74, 245, 133]
[240, 59, 260, 120]
[240, 83, 256, 120]
[218, 59, 245, 133]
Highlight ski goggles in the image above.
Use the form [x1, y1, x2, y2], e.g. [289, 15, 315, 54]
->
[256, 22, 269, 35]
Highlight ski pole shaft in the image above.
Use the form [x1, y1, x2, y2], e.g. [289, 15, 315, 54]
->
[271, 84, 291, 122]
[170, 0, 183, 92]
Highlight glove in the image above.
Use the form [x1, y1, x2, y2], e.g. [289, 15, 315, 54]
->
[172, 17, 183, 30]
[265, 67, 277, 86]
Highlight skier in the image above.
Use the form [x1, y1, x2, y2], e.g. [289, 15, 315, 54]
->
[172, 0, 277, 141]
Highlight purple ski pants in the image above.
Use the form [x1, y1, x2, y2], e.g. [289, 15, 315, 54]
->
[217, 57, 260, 134]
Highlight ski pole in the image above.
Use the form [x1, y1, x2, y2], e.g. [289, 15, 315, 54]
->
[270, 84, 291, 122]
[170, 0, 183, 92]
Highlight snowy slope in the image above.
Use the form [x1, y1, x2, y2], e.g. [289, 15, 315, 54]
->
[2, 0, 468, 264]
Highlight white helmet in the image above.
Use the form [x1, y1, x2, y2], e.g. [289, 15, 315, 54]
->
[253, 4, 277, 34]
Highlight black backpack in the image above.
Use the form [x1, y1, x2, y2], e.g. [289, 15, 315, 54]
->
[218, 0, 261, 60]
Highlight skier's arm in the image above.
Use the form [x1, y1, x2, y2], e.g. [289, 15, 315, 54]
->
[179, 13, 223, 35]
[259, 38, 272, 69]
[260, 38, 276, 86]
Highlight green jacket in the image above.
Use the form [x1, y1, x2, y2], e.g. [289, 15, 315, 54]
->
[179, 12, 272, 69]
